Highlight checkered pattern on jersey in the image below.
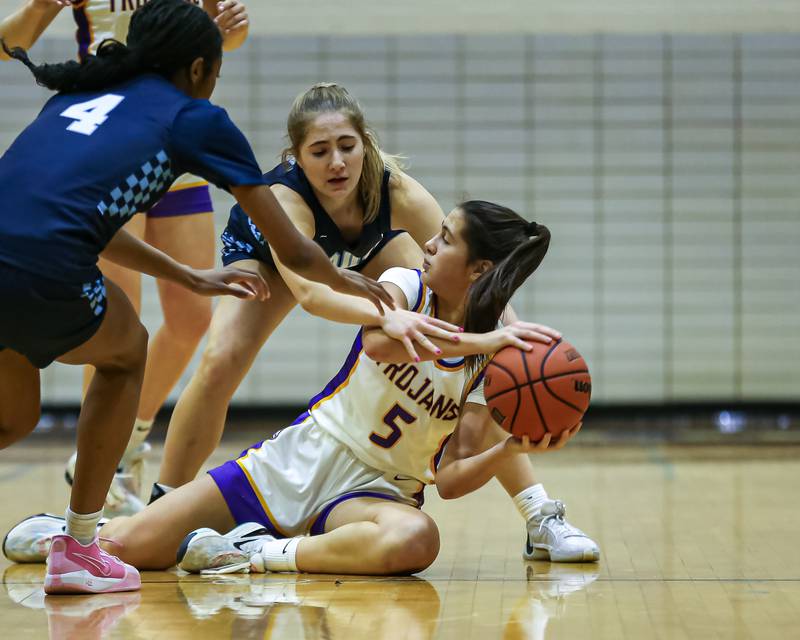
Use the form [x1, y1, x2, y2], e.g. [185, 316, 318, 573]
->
[97, 150, 174, 219]
[221, 228, 255, 259]
[81, 276, 106, 317]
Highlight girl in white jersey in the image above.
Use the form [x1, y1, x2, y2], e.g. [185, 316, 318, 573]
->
[0, 0, 251, 516]
[8, 199, 595, 575]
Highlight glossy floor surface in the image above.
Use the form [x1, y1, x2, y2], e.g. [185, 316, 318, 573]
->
[2, 440, 799, 639]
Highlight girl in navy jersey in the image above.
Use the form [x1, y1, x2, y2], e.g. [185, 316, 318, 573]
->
[1, 0, 252, 516]
[0, 0, 393, 594]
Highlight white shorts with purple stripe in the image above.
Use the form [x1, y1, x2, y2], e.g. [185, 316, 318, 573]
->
[208, 413, 425, 538]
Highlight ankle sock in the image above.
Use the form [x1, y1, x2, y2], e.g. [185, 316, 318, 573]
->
[513, 484, 548, 522]
[123, 418, 153, 459]
[64, 507, 103, 545]
[257, 537, 301, 572]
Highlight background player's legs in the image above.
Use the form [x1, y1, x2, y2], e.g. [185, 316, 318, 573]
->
[293, 498, 440, 575]
[82, 214, 145, 396]
[57, 279, 148, 514]
[99, 475, 235, 570]
[0, 349, 40, 448]
[139, 213, 214, 422]
[157, 261, 296, 489]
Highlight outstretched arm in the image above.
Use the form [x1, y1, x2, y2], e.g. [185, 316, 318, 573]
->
[0, 0, 63, 60]
[266, 186, 460, 358]
[231, 184, 393, 311]
[102, 227, 268, 299]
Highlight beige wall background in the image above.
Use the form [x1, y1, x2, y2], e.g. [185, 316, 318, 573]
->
[0, 0, 799, 36]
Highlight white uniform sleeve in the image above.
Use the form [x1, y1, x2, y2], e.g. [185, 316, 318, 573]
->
[378, 267, 423, 311]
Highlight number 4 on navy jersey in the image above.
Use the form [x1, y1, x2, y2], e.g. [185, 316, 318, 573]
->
[60, 94, 125, 135]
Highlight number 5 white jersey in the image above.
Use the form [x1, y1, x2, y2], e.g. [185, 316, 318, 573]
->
[308, 268, 486, 486]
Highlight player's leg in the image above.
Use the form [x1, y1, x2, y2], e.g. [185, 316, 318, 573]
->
[481, 420, 600, 562]
[39, 279, 147, 593]
[0, 348, 40, 449]
[291, 497, 440, 575]
[67, 215, 146, 517]
[138, 210, 215, 423]
[156, 260, 296, 490]
[82, 214, 145, 395]
[99, 474, 235, 570]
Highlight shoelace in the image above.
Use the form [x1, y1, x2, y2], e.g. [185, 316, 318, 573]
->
[537, 501, 583, 538]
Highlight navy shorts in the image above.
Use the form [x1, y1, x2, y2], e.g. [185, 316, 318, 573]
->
[220, 209, 406, 273]
[0, 262, 107, 368]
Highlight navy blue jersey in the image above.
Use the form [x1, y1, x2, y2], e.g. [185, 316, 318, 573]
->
[0, 74, 265, 283]
[222, 160, 392, 270]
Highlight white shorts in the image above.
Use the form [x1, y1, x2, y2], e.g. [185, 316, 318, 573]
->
[208, 413, 426, 538]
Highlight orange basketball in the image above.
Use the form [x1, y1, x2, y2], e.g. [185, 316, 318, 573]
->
[483, 338, 591, 442]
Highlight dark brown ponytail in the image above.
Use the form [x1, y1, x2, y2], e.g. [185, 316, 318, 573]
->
[458, 200, 551, 376]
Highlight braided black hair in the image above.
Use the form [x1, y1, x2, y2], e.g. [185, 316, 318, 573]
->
[1, 0, 222, 93]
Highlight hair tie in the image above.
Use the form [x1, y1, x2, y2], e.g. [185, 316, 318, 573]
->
[525, 221, 539, 237]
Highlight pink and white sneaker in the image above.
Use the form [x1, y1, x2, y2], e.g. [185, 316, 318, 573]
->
[44, 534, 140, 595]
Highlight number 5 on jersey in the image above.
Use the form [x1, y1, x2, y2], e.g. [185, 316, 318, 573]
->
[60, 94, 125, 136]
[370, 403, 416, 449]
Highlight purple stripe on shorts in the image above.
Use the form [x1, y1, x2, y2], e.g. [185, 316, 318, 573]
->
[207, 459, 283, 538]
[309, 491, 404, 536]
[72, 6, 91, 62]
[147, 185, 213, 218]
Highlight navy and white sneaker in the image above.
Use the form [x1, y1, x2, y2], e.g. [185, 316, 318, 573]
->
[177, 522, 274, 574]
[523, 500, 600, 563]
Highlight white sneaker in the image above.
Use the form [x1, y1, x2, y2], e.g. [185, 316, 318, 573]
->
[65, 444, 150, 518]
[2, 514, 109, 564]
[3, 514, 64, 563]
[177, 522, 274, 574]
[523, 500, 600, 563]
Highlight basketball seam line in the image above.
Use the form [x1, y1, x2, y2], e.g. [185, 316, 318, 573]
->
[520, 347, 550, 435]
[486, 359, 523, 432]
[540, 339, 585, 414]
[483, 368, 590, 403]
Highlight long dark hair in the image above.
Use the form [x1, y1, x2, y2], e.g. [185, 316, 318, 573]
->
[0, 0, 222, 93]
[459, 200, 551, 376]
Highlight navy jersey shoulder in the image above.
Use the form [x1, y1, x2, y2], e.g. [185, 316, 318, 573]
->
[229, 160, 393, 269]
[0, 74, 264, 283]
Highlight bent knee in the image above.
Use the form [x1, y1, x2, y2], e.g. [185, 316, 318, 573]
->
[99, 322, 148, 373]
[162, 296, 212, 345]
[0, 408, 41, 449]
[381, 516, 440, 574]
[194, 340, 251, 392]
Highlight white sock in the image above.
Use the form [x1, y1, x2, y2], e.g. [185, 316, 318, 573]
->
[65, 507, 103, 545]
[120, 418, 153, 468]
[513, 484, 549, 522]
[257, 537, 301, 572]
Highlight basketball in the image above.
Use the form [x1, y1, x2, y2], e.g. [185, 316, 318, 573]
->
[483, 338, 591, 442]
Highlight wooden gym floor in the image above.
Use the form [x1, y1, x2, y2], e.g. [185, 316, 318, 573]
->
[1, 437, 799, 639]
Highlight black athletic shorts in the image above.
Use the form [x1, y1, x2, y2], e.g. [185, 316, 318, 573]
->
[0, 261, 106, 368]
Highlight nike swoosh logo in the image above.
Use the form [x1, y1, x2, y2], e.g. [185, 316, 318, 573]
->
[282, 540, 292, 554]
[394, 474, 416, 482]
[525, 536, 534, 556]
[72, 552, 113, 576]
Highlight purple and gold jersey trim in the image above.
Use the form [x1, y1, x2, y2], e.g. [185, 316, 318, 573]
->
[147, 183, 213, 218]
[430, 433, 453, 478]
[308, 331, 364, 411]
